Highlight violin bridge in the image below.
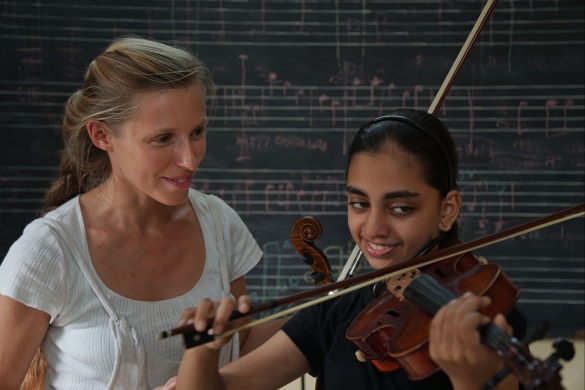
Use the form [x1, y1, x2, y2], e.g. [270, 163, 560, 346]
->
[387, 270, 422, 301]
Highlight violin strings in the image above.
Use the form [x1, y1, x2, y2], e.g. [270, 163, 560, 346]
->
[206, 209, 584, 345]
[405, 275, 535, 369]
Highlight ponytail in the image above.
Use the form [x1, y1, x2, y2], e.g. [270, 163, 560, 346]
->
[21, 349, 47, 390]
[32, 36, 214, 387]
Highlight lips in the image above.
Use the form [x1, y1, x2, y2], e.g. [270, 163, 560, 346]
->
[364, 240, 398, 257]
[163, 175, 193, 189]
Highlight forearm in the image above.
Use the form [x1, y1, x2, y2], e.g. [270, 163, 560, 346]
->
[451, 371, 518, 390]
[239, 316, 290, 356]
[176, 348, 224, 390]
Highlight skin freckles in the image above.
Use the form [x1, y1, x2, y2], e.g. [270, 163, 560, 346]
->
[103, 85, 208, 209]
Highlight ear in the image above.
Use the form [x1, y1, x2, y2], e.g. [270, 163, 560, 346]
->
[439, 190, 462, 232]
[87, 120, 115, 152]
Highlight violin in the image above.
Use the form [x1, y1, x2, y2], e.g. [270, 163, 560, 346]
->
[157, 0, 583, 387]
[159, 204, 583, 390]
[345, 249, 551, 388]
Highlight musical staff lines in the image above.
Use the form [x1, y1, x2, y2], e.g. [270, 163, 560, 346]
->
[1, 0, 583, 335]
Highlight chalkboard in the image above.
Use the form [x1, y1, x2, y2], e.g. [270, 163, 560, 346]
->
[0, 0, 583, 338]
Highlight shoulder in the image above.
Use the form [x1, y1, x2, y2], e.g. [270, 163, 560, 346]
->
[0, 209, 78, 321]
[189, 189, 247, 231]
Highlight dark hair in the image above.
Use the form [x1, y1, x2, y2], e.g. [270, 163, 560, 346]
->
[347, 108, 460, 245]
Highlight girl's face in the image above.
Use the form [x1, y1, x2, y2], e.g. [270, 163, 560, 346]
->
[107, 86, 207, 206]
[346, 147, 450, 270]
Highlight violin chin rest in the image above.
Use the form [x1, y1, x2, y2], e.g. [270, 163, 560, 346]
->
[371, 357, 401, 372]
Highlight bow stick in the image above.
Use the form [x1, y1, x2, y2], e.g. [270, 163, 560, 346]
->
[338, 0, 500, 284]
[159, 203, 584, 344]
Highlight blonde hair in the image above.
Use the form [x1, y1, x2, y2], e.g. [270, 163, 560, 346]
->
[25, 37, 213, 390]
[43, 36, 214, 214]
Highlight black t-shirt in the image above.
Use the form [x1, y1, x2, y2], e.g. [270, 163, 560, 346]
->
[281, 286, 527, 390]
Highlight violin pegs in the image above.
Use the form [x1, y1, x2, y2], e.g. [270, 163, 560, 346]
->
[311, 271, 325, 281]
[302, 253, 314, 265]
[552, 339, 575, 362]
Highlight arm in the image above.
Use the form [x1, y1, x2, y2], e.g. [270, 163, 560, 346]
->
[175, 298, 310, 390]
[429, 293, 519, 390]
[228, 276, 289, 356]
[0, 295, 50, 390]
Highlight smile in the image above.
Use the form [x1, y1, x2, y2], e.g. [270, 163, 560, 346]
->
[163, 176, 192, 189]
[364, 240, 398, 257]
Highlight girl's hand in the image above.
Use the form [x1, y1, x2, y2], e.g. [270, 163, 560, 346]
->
[178, 295, 252, 350]
[429, 293, 513, 390]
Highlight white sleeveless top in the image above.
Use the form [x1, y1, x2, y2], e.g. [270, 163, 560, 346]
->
[0, 190, 262, 389]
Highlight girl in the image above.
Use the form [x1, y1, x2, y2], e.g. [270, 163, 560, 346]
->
[174, 109, 527, 390]
[0, 38, 285, 390]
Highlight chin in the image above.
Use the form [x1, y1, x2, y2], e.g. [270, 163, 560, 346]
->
[365, 256, 398, 271]
[154, 191, 190, 207]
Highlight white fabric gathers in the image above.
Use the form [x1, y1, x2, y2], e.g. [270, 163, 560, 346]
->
[0, 189, 262, 389]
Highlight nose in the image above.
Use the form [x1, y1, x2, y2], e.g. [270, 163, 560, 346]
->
[175, 138, 200, 171]
[362, 206, 390, 239]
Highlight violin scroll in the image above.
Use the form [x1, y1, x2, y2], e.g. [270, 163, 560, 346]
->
[482, 323, 575, 390]
[290, 217, 335, 286]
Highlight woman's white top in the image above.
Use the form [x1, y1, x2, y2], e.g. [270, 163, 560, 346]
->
[0, 189, 262, 389]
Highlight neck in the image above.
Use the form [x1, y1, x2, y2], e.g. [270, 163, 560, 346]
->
[81, 177, 193, 232]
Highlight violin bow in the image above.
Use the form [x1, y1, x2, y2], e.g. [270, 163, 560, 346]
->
[337, 0, 499, 282]
[159, 203, 584, 342]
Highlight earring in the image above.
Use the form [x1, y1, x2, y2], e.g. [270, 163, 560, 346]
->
[440, 220, 448, 229]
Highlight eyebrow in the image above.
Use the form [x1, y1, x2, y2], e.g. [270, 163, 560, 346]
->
[153, 118, 208, 134]
[346, 186, 420, 200]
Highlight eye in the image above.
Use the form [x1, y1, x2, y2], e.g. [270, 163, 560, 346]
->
[348, 201, 369, 210]
[391, 206, 413, 215]
[153, 134, 172, 144]
[191, 127, 206, 139]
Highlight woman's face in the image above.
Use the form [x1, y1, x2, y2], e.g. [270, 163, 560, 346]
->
[108, 85, 207, 206]
[346, 147, 446, 270]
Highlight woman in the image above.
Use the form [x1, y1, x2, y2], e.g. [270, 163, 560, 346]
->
[0, 37, 284, 390]
[174, 109, 527, 390]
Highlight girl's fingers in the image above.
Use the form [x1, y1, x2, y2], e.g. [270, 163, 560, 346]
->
[431, 293, 491, 362]
[493, 313, 513, 336]
[177, 294, 253, 337]
[236, 295, 252, 314]
[178, 308, 198, 327]
[212, 297, 236, 335]
[194, 298, 215, 332]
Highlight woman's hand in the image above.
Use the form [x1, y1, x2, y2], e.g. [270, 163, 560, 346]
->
[429, 292, 515, 390]
[178, 295, 252, 350]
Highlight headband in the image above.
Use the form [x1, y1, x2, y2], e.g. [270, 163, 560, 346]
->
[357, 114, 454, 192]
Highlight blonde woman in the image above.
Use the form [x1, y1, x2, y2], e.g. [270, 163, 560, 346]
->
[0, 38, 283, 390]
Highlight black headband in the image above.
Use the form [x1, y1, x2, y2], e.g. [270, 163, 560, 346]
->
[357, 114, 454, 192]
